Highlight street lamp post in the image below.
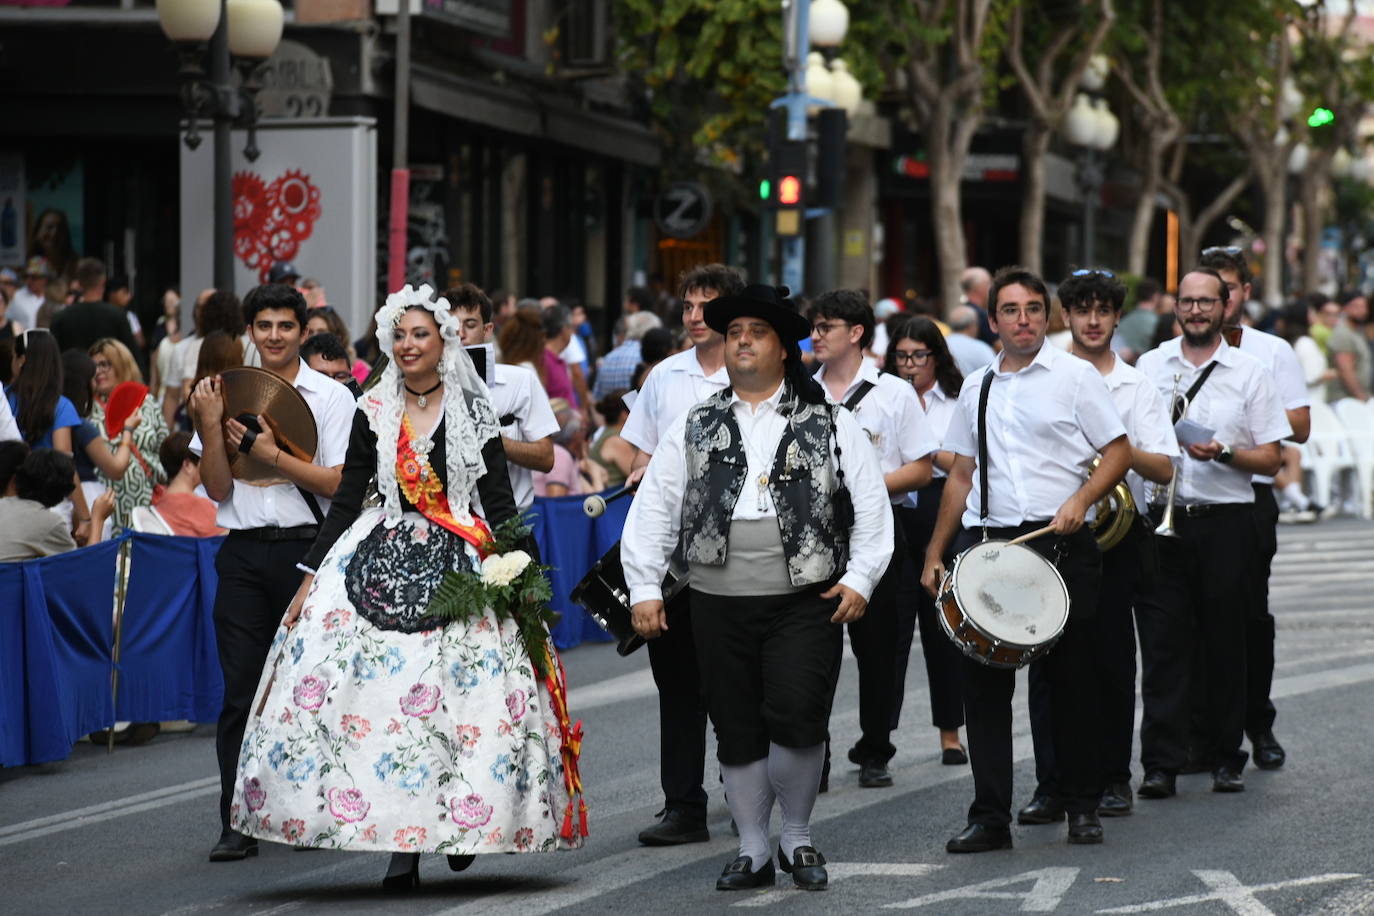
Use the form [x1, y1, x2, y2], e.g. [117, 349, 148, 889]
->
[157, 0, 284, 294]
[1063, 92, 1117, 266]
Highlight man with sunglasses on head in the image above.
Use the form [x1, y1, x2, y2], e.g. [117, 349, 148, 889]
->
[809, 289, 936, 789]
[1197, 246, 1310, 773]
[921, 266, 1131, 852]
[1134, 268, 1291, 800]
[1015, 269, 1176, 828]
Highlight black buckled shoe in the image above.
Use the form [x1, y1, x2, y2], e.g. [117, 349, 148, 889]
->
[858, 761, 893, 788]
[716, 855, 776, 890]
[1067, 812, 1103, 844]
[1250, 731, 1286, 770]
[1097, 782, 1133, 817]
[778, 845, 828, 890]
[1017, 793, 1065, 825]
[638, 808, 709, 846]
[1137, 770, 1176, 799]
[208, 829, 258, 862]
[1212, 767, 1245, 793]
[946, 823, 1013, 853]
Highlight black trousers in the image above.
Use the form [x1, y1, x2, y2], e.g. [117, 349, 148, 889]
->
[1136, 505, 1253, 775]
[1246, 484, 1279, 737]
[1029, 524, 1145, 794]
[896, 487, 964, 731]
[691, 586, 843, 764]
[645, 591, 708, 818]
[957, 524, 1102, 827]
[846, 506, 906, 763]
[213, 531, 313, 830]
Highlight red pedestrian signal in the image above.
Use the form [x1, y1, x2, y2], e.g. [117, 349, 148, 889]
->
[779, 175, 802, 206]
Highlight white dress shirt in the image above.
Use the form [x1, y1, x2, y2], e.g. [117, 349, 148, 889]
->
[944, 343, 1127, 528]
[814, 361, 937, 504]
[944, 332, 997, 377]
[620, 346, 729, 455]
[1136, 338, 1292, 506]
[623, 381, 894, 604]
[918, 382, 958, 480]
[487, 363, 560, 512]
[10, 287, 43, 330]
[0, 382, 20, 441]
[189, 360, 356, 529]
[1098, 354, 1181, 510]
[1236, 326, 1310, 484]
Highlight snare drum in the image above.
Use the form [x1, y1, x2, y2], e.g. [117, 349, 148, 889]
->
[570, 540, 690, 656]
[936, 539, 1070, 669]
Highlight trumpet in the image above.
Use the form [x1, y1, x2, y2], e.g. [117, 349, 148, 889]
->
[1153, 372, 1188, 539]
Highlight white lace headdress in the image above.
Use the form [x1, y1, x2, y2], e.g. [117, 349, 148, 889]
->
[367, 283, 500, 526]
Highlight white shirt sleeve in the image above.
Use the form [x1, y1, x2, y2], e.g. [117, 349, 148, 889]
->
[0, 385, 20, 442]
[562, 334, 587, 365]
[620, 366, 663, 454]
[1246, 368, 1295, 447]
[942, 382, 978, 458]
[1269, 336, 1311, 411]
[1131, 377, 1180, 457]
[1073, 369, 1128, 450]
[519, 374, 560, 441]
[1294, 336, 1327, 387]
[317, 386, 356, 467]
[622, 416, 689, 605]
[834, 408, 895, 601]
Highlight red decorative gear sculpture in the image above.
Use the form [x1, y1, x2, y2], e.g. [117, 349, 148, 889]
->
[230, 168, 324, 283]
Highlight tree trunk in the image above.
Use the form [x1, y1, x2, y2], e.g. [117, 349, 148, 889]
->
[1257, 162, 1288, 307]
[1126, 136, 1165, 276]
[1298, 153, 1330, 296]
[930, 145, 970, 318]
[1018, 123, 1052, 274]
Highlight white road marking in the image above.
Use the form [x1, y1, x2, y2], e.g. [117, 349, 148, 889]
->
[884, 867, 1081, 911]
[0, 776, 218, 846]
[732, 863, 944, 907]
[1096, 871, 1362, 915]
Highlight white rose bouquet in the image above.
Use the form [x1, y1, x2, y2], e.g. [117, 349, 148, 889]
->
[427, 516, 556, 676]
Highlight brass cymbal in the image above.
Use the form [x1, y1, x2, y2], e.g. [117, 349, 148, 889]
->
[219, 367, 318, 486]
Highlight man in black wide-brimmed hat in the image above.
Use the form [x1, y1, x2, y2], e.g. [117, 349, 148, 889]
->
[622, 284, 893, 891]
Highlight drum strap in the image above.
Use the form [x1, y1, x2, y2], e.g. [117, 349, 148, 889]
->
[977, 369, 994, 540]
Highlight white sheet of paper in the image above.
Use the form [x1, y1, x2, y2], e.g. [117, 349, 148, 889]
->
[1174, 418, 1216, 447]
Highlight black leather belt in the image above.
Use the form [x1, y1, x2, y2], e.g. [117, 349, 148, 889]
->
[1148, 502, 1249, 519]
[232, 525, 320, 542]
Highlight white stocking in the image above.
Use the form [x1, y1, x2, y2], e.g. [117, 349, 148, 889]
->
[767, 742, 825, 860]
[720, 757, 774, 867]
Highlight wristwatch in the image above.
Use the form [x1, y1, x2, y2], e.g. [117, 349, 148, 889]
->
[1216, 443, 1235, 465]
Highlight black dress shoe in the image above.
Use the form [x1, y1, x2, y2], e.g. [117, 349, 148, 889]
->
[1097, 782, 1133, 817]
[716, 855, 776, 890]
[208, 829, 258, 862]
[447, 854, 476, 872]
[941, 746, 968, 766]
[638, 808, 709, 846]
[1137, 770, 1176, 799]
[382, 852, 420, 891]
[1067, 812, 1103, 844]
[1251, 731, 1286, 770]
[1212, 767, 1245, 793]
[778, 845, 828, 890]
[858, 761, 893, 788]
[946, 823, 1013, 853]
[1017, 794, 1065, 825]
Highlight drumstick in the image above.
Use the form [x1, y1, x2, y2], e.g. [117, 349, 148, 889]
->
[1007, 524, 1057, 546]
[583, 483, 636, 518]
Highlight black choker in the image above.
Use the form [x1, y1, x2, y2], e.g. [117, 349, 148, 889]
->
[404, 380, 443, 408]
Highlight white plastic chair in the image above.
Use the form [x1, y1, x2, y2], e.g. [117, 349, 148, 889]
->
[1332, 399, 1374, 519]
[1301, 400, 1360, 513]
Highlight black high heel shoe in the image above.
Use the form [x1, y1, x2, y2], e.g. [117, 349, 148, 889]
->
[382, 852, 421, 891]
[447, 854, 476, 872]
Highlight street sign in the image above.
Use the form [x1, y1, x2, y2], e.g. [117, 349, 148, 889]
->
[653, 181, 713, 239]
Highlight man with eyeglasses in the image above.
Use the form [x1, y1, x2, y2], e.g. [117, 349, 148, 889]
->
[1015, 269, 1176, 829]
[809, 289, 936, 789]
[1134, 268, 1291, 800]
[921, 266, 1131, 852]
[1198, 246, 1311, 774]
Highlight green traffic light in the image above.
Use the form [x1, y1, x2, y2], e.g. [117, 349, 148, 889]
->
[1308, 107, 1335, 128]
[759, 179, 771, 201]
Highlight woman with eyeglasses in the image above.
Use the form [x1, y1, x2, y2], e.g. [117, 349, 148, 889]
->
[88, 337, 171, 529]
[882, 316, 968, 765]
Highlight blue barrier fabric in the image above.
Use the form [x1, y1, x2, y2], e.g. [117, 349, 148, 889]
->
[529, 492, 622, 650]
[116, 533, 225, 724]
[0, 537, 123, 767]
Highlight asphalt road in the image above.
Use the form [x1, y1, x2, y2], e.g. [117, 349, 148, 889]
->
[4, 519, 1373, 915]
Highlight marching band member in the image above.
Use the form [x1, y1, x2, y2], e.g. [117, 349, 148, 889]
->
[623, 285, 892, 890]
[618, 264, 742, 846]
[1134, 268, 1291, 798]
[921, 266, 1130, 852]
[1016, 269, 1176, 827]
[810, 289, 936, 789]
[1198, 247, 1310, 771]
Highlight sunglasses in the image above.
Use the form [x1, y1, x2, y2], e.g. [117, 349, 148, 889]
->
[1201, 245, 1245, 258]
[1070, 268, 1115, 278]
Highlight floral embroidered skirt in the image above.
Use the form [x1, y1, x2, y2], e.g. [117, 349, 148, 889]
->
[231, 508, 582, 854]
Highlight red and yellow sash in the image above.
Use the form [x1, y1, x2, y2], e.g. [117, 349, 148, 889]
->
[541, 645, 588, 842]
[397, 415, 495, 558]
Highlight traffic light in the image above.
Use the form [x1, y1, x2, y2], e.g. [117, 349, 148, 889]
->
[769, 137, 808, 237]
[1308, 106, 1335, 128]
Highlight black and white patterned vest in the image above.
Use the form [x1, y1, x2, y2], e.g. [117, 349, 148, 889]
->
[681, 382, 847, 587]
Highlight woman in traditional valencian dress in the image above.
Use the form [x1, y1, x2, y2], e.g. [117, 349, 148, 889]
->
[230, 285, 586, 890]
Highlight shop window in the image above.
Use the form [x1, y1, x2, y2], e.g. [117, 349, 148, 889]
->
[560, 0, 609, 68]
